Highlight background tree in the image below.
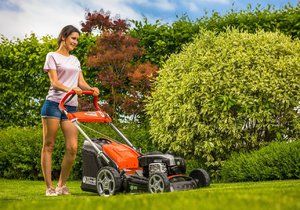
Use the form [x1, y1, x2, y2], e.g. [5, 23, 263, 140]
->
[81, 10, 158, 121]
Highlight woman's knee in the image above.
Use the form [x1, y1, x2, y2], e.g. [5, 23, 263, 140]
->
[42, 140, 55, 153]
[66, 143, 78, 156]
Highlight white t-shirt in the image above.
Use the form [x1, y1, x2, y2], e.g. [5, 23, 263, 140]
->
[43, 52, 82, 106]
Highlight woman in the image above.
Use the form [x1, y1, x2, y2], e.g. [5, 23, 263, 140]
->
[41, 25, 99, 196]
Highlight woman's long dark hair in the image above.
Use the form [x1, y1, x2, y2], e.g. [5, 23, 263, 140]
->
[57, 25, 81, 46]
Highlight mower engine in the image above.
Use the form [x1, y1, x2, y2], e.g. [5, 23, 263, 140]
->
[138, 153, 186, 177]
[149, 163, 167, 175]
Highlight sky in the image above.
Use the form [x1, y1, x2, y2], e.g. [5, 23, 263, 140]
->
[0, 0, 299, 39]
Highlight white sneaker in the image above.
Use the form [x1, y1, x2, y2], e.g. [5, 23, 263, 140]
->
[55, 185, 70, 195]
[46, 188, 58, 196]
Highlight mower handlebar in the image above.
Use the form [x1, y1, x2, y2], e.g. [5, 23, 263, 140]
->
[59, 90, 100, 112]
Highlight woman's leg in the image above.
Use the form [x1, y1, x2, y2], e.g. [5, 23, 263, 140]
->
[41, 118, 60, 189]
[57, 120, 78, 187]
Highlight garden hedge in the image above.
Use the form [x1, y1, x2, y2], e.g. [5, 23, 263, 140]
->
[0, 124, 153, 180]
[221, 140, 300, 182]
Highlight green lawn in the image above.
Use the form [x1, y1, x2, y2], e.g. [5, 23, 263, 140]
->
[1, 179, 299, 210]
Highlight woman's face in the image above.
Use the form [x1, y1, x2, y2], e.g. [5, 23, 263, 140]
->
[63, 32, 79, 51]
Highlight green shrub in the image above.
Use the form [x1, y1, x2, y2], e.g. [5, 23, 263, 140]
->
[145, 29, 300, 178]
[221, 140, 300, 182]
[0, 123, 152, 180]
[0, 126, 63, 180]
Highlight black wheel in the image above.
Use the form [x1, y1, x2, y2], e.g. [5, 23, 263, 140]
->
[96, 166, 121, 196]
[189, 168, 210, 187]
[148, 173, 170, 193]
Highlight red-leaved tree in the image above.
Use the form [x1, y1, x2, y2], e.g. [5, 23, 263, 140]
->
[81, 10, 158, 121]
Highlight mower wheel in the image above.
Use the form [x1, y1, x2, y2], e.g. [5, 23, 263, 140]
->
[96, 166, 121, 196]
[148, 173, 170, 193]
[189, 168, 210, 187]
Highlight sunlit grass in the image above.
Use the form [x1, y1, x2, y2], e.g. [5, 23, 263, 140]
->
[1, 179, 299, 210]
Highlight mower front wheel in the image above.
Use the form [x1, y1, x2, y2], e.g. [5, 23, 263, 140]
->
[148, 173, 170, 193]
[96, 166, 121, 196]
[189, 168, 210, 188]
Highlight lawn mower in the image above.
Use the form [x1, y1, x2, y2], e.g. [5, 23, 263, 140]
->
[59, 90, 210, 196]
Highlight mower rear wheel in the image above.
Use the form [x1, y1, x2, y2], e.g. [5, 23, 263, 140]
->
[96, 166, 121, 196]
[189, 168, 210, 187]
[148, 173, 170, 193]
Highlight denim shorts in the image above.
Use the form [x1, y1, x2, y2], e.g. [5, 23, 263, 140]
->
[41, 100, 77, 120]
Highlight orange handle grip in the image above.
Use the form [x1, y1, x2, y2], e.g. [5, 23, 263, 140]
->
[59, 90, 100, 111]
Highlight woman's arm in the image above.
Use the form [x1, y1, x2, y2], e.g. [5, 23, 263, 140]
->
[78, 72, 99, 96]
[48, 69, 82, 94]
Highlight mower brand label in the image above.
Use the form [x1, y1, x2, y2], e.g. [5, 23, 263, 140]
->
[82, 176, 96, 185]
[84, 112, 98, 117]
[84, 111, 106, 117]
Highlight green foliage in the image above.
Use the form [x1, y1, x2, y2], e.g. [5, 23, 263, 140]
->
[198, 3, 300, 39]
[0, 124, 152, 180]
[0, 34, 55, 128]
[145, 29, 300, 178]
[118, 123, 156, 153]
[0, 33, 96, 128]
[0, 126, 81, 180]
[130, 16, 200, 66]
[221, 140, 300, 182]
[131, 4, 300, 67]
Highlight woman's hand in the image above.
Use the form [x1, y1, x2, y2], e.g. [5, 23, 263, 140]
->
[72, 87, 83, 96]
[90, 87, 100, 96]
